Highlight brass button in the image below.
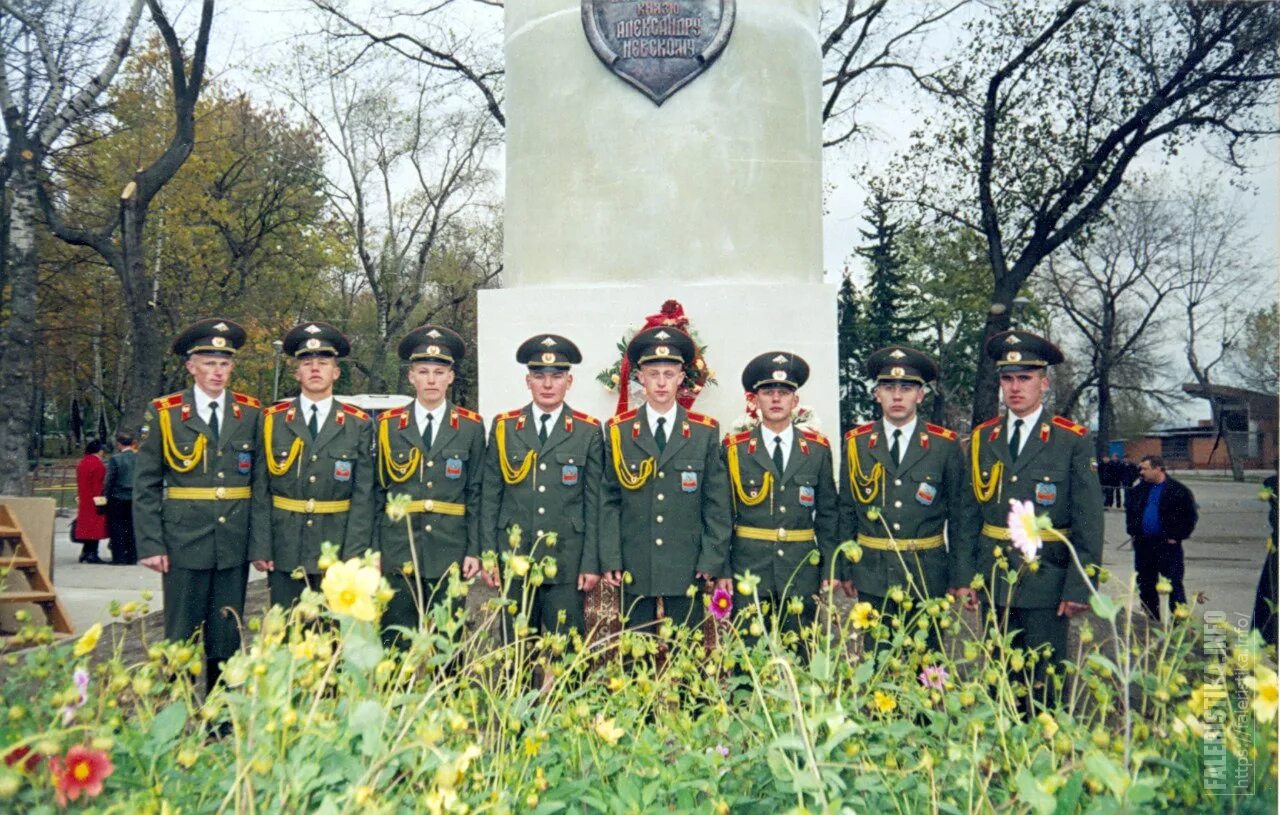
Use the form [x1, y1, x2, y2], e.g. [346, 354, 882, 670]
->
[216, 472, 224, 480]
[893, 523, 901, 531]
[776, 528, 787, 541]
[218, 516, 226, 524]
[655, 538, 663, 546]
[894, 478, 902, 486]
[427, 481, 434, 488]
[657, 493, 664, 501]
[1010, 475, 1019, 483]
[779, 485, 786, 492]
[311, 455, 318, 462]
[427, 460, 435, 468]
[308, 476, 317, 483]
[779, 506, 787, 513]
[425, 524, 432, 532]
[214, 487, 226, 499]
[656, 515, 664, 523]
[894, 500, 903, 508]
[540, 463, 547, 472]
[538, 485, 546, 493]
[658, 471, 665, 479]
[777, 549, 785, 557]
[305, 498, 316, 513]
[424, 499, 434, 512]
[306, 519, 313, 527]
[537, 507, 545, 515]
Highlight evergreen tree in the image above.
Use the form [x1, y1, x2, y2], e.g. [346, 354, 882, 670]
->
[836, 273, 875, 432]
[856, 191, 911, 352]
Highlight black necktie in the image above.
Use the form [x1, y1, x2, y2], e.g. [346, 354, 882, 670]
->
[538, 413, 550, 444]
[655, 417, 667, 452]
[208, 401, 220, 442]
[772, 436, 785, 473]
[308, 405, 319, 439]
[422, 413, 435, 450]
[1009, 418, 1024, 463]
[890, 429, 902, 466]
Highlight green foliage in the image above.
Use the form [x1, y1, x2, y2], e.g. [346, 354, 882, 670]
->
[836, 274, 874, 431]
[1230, 303, 1280, 395]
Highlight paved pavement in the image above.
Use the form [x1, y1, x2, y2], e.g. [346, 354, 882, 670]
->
[41, 476, 1272, 636]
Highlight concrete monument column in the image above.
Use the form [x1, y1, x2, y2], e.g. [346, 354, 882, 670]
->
[480, 0, 834, 431]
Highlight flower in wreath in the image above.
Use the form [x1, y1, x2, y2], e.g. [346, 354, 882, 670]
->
[596, 300, 716, 414]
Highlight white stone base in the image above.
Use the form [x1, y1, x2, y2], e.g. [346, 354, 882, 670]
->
[477, 283, 838, 437]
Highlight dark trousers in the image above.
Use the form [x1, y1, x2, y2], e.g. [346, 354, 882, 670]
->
[624, 593, 698, 631]
[268, 570, 320, 610]
[1104, 486, 1124, 509]
[381, 574, 463, 650]
[503, 580, 585, 639]
[1252, 545, 1278, 647]
[105, 499, 136, 564]
[1133, 535, 1187, 620]
[162, 563, 249, 660]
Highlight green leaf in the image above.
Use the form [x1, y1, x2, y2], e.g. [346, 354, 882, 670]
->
[1052, 771, 1084, 815]
[1015, 768, 1056, 815]
[148, 702, 187, 749]
[1088, 592, 1119, 623]
[810, 650, 832, 683]
[343, 621, 384, 672]
[1084, 752, 1129, 797]
[349, 700, 386, 757]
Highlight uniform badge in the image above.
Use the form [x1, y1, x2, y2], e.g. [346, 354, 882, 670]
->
[1035, 482, 1057, 506]
[916, 482, 937, 506]
[798, 486, 815, 507]
[334, 460, 353, 482]
[237, 452, 253, 474]
[681, 471, 699, 493]
[445, 458, 463, 479]
[561, 464, 579, 486]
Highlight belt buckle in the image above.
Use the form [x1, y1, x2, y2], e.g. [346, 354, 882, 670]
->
[423, 499, 434, 513]
[305, 498, 316, 514]
[776, 527, 787, 542]
[214, 486, 226, 500]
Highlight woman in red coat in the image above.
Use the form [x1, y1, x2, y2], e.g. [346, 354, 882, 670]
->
[74, 440, 108, 563]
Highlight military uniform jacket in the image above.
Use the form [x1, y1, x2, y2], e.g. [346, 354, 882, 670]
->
[836, 421, 966, 598]
[134, 388, 263, 570]
[723, 425, 838, 597]
[480, 404, 603, 583]
[599, 405, 732, 597]
[373, 400, 485, 580]
[960, 414, 1103, 608]
[248, 397, 375, 571]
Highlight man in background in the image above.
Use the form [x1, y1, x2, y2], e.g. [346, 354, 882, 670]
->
[1125, 455, 1198, 621]
[103, 434, 138, 565]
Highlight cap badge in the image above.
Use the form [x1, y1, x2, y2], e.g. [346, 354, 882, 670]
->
[655, 346, 670, 356]
[654, 330, 671, 340]
[426, 344, 441, 356]
[540, 336, 556, 346]
[890, 366, 905, 378]
[426, 329, 442, 339]
[213, 322, 229, 331]
[1006, 351, 1022, 362]
[889, 349, 907, 359]
[306, 338, 321, 350]
[304, 324, 321, 334]
[771, 354, 788, 364]
[211, 337, 227, 348]
[1006, 335, 1021, 345]
[540, 352, 556, 364]
[772, 371, 787, 381]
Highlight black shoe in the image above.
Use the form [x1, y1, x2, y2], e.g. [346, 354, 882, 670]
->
[79, 551, 104, 564]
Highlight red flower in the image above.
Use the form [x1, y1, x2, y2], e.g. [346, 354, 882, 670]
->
[709, 587, 734, 621]
[4, 745, 42, 773]
[49, 745, 114, 806]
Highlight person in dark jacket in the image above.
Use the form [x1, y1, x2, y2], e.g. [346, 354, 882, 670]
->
[1251, 473, 1278, 647]
[1125, 456, 1198, 621]
[103, 434, 138, 564]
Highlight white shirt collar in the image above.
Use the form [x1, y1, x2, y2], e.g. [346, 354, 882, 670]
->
[299, 395, 334, 429]
[415, 401, 447, 435]
[645, 403, 679, 437]
[532, 404, 564, 431]
[882, 416, 918, 445]
[193, 386, 225, 425]
[1007, 405, 1044, 452]
[759, 423, 795, 470]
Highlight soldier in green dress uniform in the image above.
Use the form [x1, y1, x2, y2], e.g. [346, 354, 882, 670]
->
[374, 325, 486, 646]
[599, 327, 732, 630]
[249, 322, 375, 609]
[134, 318, 263, 691]
[479, 334, 604, 637]
[959, 330, 1103, 668]
[837, 347, 967, 631]
[723, 352, 838, 635]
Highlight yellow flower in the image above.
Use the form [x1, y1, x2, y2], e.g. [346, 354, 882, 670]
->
[510, 555, 531, 577]
[73, 623, 102, 657]
[594, 714, 625, 745]
[1037, 711, 1059, 740]
[872, 690, 897, 714]
[1244, 666, 1278, 723]
[385, 493, 413, 522]
[850, 602, 878, 630]
[321, 558, 382, 622]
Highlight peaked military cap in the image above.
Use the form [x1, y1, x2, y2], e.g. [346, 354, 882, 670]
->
[171, 318, 246, 357]
[626, 326, 696, 368]
[398, 324, 466, 365]
[866, 345, 938, 385]
[985, 330, 1064, 372]
[282, 321, 350, 359]
[516, 334, 582, 371]
[742, 351, 809, 392]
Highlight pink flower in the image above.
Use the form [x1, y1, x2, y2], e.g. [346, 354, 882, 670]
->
[49, 745, 114, 805]
[709, 587, 733, 621]
[918, 664, 948, 690]
[1007, 499, 1042, 562]
[61, 667, 90, 725]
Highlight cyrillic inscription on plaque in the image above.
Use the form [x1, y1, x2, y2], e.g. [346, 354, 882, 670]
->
[582, 0, 735, 105]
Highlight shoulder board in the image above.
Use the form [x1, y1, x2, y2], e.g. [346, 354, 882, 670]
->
[976, 416, 1001, 431]
[151, 392, 184, 411]
[1052, 415, 1087, 436]
[800, 428, 830, 448]
[925, 423, 958, 441]
[379, 406, 407, 422]
[264, 400, 292, 417]
[723, 430, 753, 447]
[570, 409, 600, 426]
[845, 422, 876, 441]
[339, 403, 370, 422]
[685, 411, 718, 428]
[453, 406, 483, 423]
[232, 392, 261, 409]
[496, 408, 524, 422]
[609, 408, 639, 426]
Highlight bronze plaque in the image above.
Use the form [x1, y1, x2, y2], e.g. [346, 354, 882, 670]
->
[582, 0, 735, 106]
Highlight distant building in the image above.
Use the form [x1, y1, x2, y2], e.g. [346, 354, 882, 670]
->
[1125, 384, 1277, 471]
